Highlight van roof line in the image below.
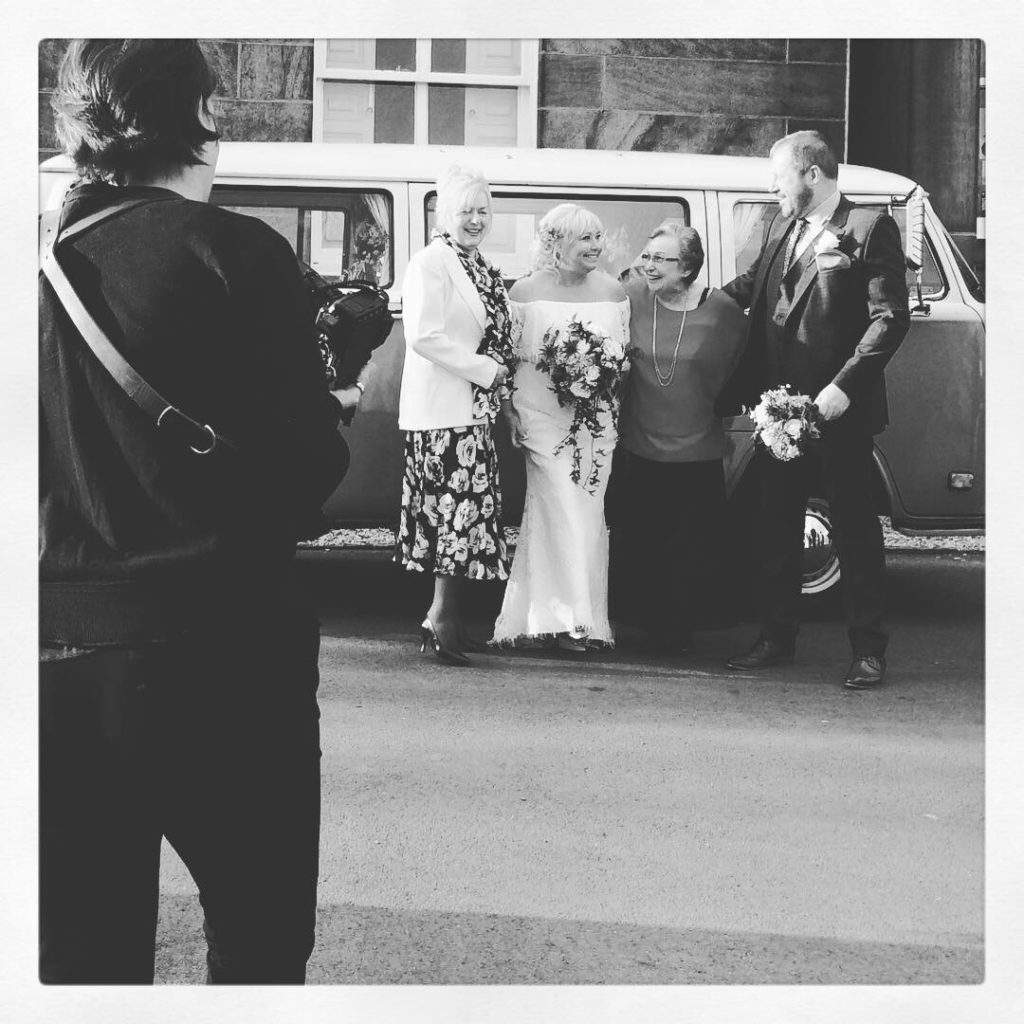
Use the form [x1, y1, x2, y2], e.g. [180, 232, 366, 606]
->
[40, 141, 919, 195]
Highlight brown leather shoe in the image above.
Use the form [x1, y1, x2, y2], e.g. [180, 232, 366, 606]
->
[844, 655, 886, 689]
[726, 638, 795, 670]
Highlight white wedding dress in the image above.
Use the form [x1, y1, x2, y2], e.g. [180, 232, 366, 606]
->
[492, 298, 631, 646]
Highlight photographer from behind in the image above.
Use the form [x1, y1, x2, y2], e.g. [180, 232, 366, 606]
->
[39, 39, 355, 984]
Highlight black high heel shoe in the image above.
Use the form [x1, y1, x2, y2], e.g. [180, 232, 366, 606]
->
[420, 618, 471, 667]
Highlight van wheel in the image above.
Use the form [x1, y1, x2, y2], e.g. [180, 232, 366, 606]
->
[802, 497, 841, 601]
[726, 487, 841, 612]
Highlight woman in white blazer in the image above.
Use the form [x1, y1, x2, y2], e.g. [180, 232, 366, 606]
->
[395, 165, 515, 666]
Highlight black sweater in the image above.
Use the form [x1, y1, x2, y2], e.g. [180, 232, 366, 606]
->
[40, 182, 349, 636]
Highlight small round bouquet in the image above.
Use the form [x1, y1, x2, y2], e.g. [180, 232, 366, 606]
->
[746, 385, 823, 461]
[536, 315, 631, 492]
[346, 222, 388, 284]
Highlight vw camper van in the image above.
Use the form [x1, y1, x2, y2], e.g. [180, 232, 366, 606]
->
[39, 143, 985, 600]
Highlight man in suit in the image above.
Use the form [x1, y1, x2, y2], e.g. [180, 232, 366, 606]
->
[719, 130, 910, 688]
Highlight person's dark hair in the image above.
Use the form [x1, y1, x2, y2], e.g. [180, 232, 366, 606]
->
[770, 130, 839, 181]
[52, 39, 220, 184]
[648, 222, 704, 285]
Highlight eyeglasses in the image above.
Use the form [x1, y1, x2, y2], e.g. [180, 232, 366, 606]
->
[639, 253, 680, 265]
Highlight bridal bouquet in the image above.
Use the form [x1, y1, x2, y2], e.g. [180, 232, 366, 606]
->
[536, 315, 631, 492]
[747, 385, 823, 461]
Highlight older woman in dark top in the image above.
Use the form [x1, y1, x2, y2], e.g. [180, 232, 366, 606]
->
[610, 222, 748, 653]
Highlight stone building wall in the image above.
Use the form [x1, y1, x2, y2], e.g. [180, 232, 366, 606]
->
[537, 39, 848, 158]
[38, 39, 316, 163]
[40, 38, 847, 164]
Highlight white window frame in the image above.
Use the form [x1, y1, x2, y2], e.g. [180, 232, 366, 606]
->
[312, 38, 539, 147]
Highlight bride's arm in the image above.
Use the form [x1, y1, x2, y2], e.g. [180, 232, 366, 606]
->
[501, 396, 528, 448]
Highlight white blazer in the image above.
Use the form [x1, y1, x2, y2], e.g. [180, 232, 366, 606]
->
[398, 238, 500, 431]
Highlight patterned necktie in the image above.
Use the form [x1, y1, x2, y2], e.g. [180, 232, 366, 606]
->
[782, 217, 808, 277]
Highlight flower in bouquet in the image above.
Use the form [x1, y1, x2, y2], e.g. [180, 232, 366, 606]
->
[746, 385, 822, 461]
[535, 315, 632, 492]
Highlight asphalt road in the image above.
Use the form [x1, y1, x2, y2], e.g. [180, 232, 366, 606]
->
[154, 549, 984, 984]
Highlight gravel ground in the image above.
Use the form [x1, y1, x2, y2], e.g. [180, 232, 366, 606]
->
[301, 518, 984, 552]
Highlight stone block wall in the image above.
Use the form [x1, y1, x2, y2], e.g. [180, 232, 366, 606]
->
[538, 39, 848, 159]
[38, 39, 315, 163]
[40, 38, 847, 165]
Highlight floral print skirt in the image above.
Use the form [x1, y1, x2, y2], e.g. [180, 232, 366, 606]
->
[396, 424, 510, 580]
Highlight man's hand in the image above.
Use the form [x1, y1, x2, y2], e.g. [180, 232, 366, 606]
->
[813, 382, 850, 421]
[330, 384, 363, 411]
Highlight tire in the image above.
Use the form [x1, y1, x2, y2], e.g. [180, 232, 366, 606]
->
[726, 487, 843, 613]
[801, 497, 841, 601]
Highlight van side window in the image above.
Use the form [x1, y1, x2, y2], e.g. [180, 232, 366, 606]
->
[211, 186, 394, 288]
[731, 200, 946, 300]
[732, 202, 777, 279]
[426, 193, 690, 283]
[869, 204, 947, 300]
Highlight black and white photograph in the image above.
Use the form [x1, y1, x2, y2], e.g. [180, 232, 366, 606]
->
[7, 2, 1023, 1022]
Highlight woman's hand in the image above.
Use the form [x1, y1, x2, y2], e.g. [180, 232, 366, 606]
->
[504, 405, 528, 448]
[491, 361, 509, 389]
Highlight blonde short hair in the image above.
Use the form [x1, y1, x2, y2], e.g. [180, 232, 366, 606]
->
[434, 164, 492, 235]
[530, 203, 604, 272]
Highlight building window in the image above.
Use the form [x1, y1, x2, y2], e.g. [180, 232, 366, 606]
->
[313, 39, 538, 147]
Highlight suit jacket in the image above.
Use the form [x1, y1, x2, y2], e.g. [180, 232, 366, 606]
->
[398, 237, 500, 431]
[718, 194, 910, 435]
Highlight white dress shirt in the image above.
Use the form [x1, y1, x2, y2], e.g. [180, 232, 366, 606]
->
[791, 188, 841, 263]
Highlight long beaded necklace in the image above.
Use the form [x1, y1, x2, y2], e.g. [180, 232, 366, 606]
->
[652, 296, 688, 387]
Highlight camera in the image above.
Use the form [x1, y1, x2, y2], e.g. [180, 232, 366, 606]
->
[299, 262, 394, 392]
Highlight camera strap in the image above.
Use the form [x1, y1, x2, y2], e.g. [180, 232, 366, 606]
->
[40, 196, 237, 456]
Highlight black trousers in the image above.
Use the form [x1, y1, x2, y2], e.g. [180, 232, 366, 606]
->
[39, 599, 323, 984]
[608, 450, 735, 634]
[753, 425, 887, 657]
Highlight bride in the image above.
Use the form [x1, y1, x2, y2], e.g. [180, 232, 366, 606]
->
[491, 204, 629, 651]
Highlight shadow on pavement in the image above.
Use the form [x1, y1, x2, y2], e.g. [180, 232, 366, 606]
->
[296, 548, 984, 631]
[154, 893, 982, 985]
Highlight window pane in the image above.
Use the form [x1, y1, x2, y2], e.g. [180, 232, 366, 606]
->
[885, 206, 947, 298]
[427, 193, 689, 282]
[322, 81, 374, 143]
[428, 85, 518, 147]
[373, 83, 414, 143]
[428, 86, 465, 144]
[464, 87, 518, 146]
[212, 187, 395, 288]
[431, 39, 466, 73]
[732, 202, 776, 278]
[375, 39, 416, 71]
[325, 39, 375, 70]
[431, 38, 521, 74]
[466, 39, 521, 75]
[322, 81, 414, 145]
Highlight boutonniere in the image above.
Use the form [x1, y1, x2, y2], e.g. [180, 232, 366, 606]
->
[814, 228, 843, 255]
